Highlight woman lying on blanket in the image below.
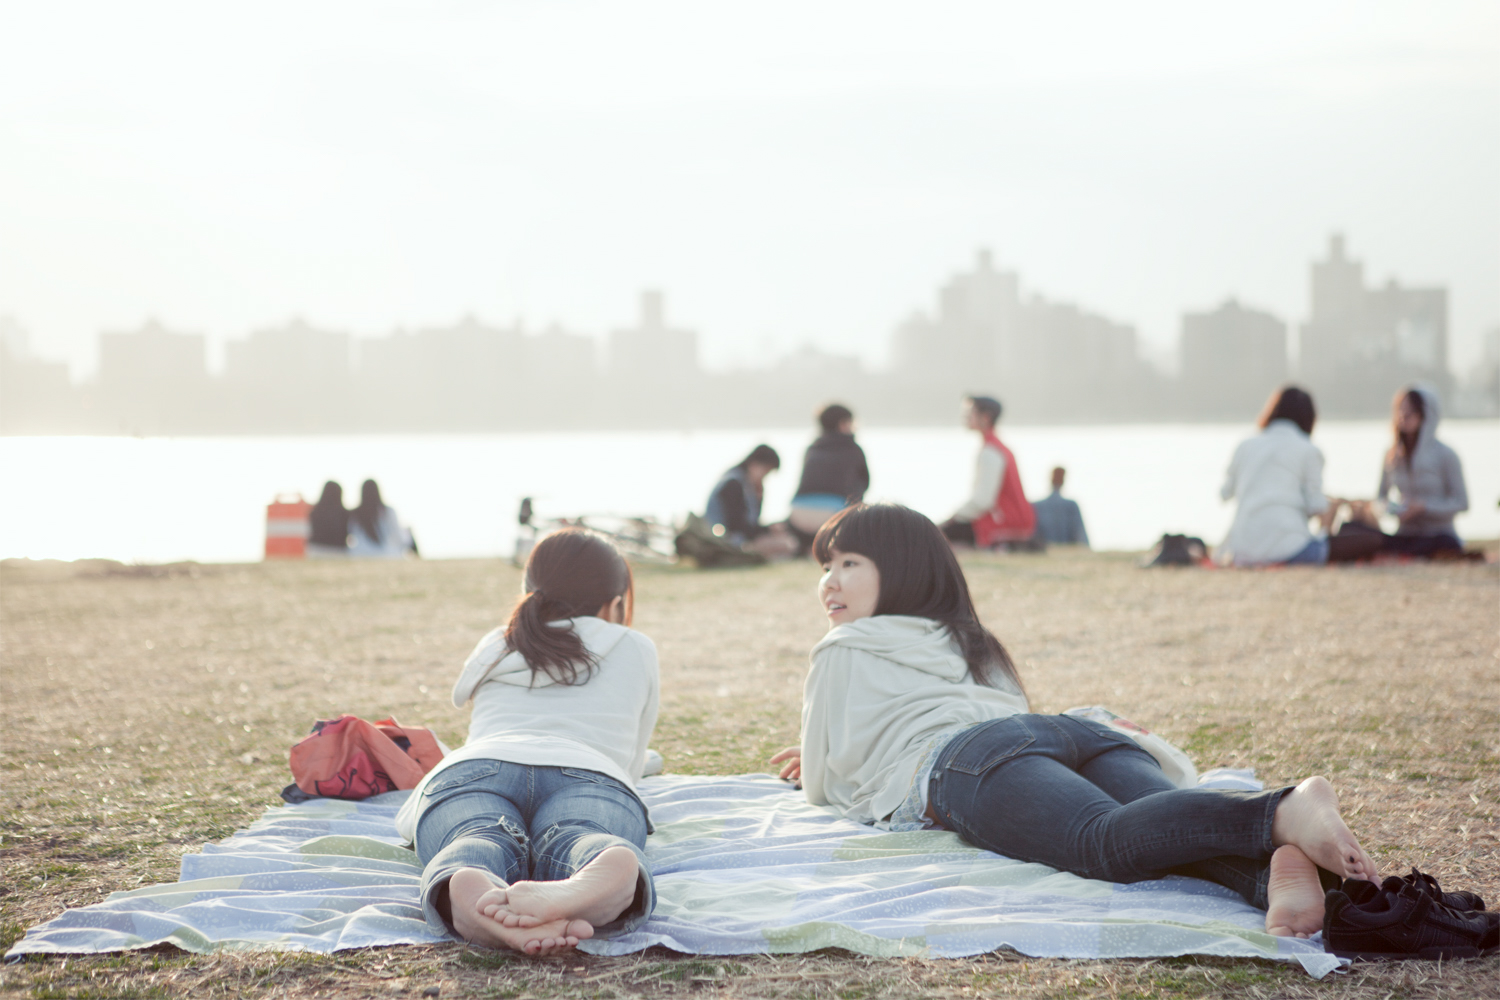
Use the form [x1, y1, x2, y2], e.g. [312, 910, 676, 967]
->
[771, 503, 1377, 939]
[394, 529, 659, 954]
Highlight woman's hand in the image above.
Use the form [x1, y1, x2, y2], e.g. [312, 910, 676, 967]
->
[1397, 500, 1427, 523]
[770, 746, 801, 784]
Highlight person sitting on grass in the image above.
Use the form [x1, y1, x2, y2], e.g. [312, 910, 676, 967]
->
[395, 529, 658, 955]
[1031, 466, 1089, 547]
[1338, 385, 1471, 560]
[939, 395, 1038, 551]
[772, 503, 1380, 940]
[703, 444, 798, 559]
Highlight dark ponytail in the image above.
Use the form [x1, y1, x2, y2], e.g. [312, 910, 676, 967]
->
[812, 503, 1025, 696]
[504, 529, 634, 686]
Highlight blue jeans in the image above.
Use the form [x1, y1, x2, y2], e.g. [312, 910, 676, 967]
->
[927, 714, 1296, 908]
[413, 759, 654, 937]
[1284, 537, 1329, 565]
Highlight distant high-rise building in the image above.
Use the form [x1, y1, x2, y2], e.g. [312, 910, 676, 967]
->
[0, 317, 76, 434]
[96, 319, 209, 433]
[356, 315, 526, 430]
[888, 250, 1145, 422]
[1299, 234, 1449, 416]
[1179, 299, 1288, 418]
[892, 249, 1020, 386]
[1455, 325, 1500, 418]
[608, 291, 697, 382]
[224, 318, 352, 431]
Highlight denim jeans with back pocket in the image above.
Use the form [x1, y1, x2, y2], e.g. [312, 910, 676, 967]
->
[926, 714, 1309, 909]
[413, 758, 654, 937]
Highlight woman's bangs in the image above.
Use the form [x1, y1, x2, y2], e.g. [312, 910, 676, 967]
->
[812, 505, 868, 563]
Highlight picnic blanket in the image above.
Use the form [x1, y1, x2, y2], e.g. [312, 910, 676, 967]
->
[5, 772, 1345, 978]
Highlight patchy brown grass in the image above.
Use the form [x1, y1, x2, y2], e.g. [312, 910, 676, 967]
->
[2, 549, 1497, 998]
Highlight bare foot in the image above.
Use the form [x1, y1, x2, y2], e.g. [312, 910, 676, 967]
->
[448, 867, 586, 955]
[1270, 777, 1377, 881]
[1265, 845, 1326, 938]
[490, 846, 641, 930]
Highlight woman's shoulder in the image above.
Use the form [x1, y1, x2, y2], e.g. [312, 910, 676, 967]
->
[571, 617, 658, 664]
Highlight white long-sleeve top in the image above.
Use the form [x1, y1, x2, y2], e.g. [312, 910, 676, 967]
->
[800, 615, 1029, 825]
[952, 444, 1005, 522]
[395, 616, 659, 842]
[1218, 419, 1328, 566]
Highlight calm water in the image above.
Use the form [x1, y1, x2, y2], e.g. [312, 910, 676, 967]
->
[2, 422, 1495, 563]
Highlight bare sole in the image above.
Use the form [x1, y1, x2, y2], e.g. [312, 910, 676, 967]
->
[1265, 845, 1325, 938]
[490, 846, 640, 930]
[449, 867, 585, 955]
[1271, 777, 1377, 881]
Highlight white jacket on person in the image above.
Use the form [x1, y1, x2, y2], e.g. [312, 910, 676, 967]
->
[800, 615, 1029, 825]
[395, 616, 659, 842]
[1218, 419, 1328, 566]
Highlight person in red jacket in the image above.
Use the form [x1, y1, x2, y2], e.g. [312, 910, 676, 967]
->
[940, 395, 1038, 550]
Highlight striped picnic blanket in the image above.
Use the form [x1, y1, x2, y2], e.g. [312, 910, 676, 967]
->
[5, 772, 1344, 978]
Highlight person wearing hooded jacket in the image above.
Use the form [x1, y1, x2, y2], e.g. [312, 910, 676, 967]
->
[1373, 384, 1469, 556]
[773, 503, 1382, 941]
[396, 530, 659, 956]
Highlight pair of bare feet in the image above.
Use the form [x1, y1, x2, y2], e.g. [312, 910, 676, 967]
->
[1263, 776, 1379, 938]
[446, 846, 641, 955]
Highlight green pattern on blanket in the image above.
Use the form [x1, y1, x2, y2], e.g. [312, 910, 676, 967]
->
[762, 922, 928, 956]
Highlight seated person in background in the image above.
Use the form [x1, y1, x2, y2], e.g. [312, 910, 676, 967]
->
[788, 404, 870, 550]
[306, 480, 349, 557]
[1344, 385, 1469, 559]
[1218, 386, 1355, 566]
[1032, 467, 1090, 547]
[939, 395, 1037, 550]
[350, 478, 420, 558]
[704, 445, 797, 559]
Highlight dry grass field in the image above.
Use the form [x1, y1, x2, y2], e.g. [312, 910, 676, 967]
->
[2, 548, 1497, 999]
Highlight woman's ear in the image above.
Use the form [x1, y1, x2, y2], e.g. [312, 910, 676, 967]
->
[597, 595, 625, 624]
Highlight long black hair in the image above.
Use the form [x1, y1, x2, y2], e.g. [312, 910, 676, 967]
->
[1389, 388, 1425, 468]
[308, 481, 348, 548]
[353, 479, 385, 542]
[505, 529, 634, 686]
[812, 503, 1024, 695]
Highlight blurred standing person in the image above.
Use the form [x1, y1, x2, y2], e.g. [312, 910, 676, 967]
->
[306, 481, 350, 557]
[702, 444, 797, 558]
[939, 395, 1036, 550]
[1360, 385, 1468, 558]
[1032, 467, 1090, 547]
[787, 404, 870, 551]
[350, 479, 419, 558]
[1217, 387, 1346, 566]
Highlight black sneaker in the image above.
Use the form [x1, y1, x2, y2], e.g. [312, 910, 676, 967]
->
[1395, 868, 1487, 915]
[1325, 881, 1499, 961]
[1337, 873, 1488, 916]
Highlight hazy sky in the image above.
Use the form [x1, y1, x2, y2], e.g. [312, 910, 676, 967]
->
[2, 0, 1496, 378]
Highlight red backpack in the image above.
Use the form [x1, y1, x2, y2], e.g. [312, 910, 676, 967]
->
[288, 715, 446, 800]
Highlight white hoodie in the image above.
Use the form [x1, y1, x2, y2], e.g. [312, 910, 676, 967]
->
[395, 616, 659, 842]
[800, 615, 1029, 825]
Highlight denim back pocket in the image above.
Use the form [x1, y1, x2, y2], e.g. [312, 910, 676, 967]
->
[421, 760, 508, 801]
[558, 767, 614, 786]
[941, 717, 1036, 776]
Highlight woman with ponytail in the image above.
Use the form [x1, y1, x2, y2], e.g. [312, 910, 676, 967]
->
[395, 529, 659, 955]
[772, 503, 1381, 940]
